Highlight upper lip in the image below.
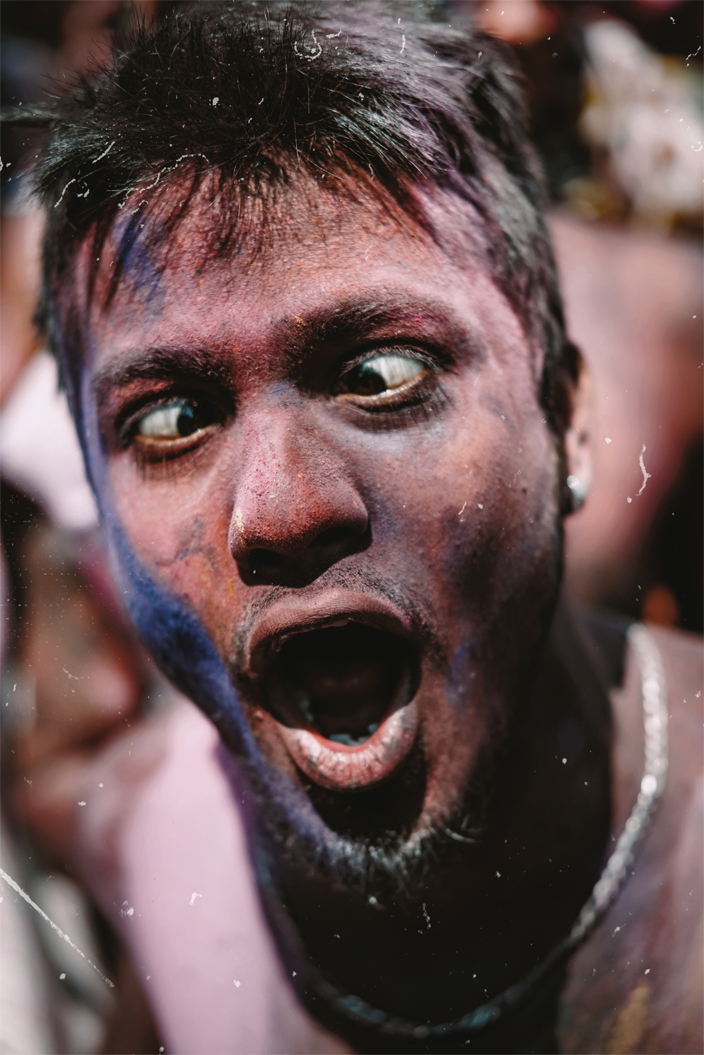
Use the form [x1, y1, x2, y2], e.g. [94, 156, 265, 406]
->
[244, 587, 417, 681]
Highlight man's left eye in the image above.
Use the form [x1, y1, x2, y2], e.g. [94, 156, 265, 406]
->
[338, 354, 427, 398]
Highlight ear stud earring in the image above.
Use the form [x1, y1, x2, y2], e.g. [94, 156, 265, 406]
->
[566, 474, 589, 512]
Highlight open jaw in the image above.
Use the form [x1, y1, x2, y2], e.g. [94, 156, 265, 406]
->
[263, 622, 420, 793]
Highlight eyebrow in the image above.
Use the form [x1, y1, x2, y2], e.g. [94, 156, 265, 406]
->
[93, 344, 234, 406]
[283, 297, 481, 361]
[92, 294, 481, 402]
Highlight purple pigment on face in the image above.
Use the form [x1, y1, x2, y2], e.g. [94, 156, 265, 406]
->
[444, 638, 480, 711]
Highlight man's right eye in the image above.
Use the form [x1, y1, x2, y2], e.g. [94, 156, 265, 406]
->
[135, 400, 217, 443]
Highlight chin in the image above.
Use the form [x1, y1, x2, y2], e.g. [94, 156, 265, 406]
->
[226, 728, 497, 908]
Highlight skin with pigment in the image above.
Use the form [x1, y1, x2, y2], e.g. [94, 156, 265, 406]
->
[65, 176, 612, 1042]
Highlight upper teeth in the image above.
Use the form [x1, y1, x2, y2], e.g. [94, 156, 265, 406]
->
[329, 618, 349, 627]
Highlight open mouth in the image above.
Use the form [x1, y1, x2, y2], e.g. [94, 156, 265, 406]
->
[260, 619, 420, 792]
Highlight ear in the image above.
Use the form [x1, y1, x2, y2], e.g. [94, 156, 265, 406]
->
[563, 364, 593, 515]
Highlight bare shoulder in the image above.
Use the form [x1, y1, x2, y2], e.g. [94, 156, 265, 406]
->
[558, 625, 703, 1055]
[652, 624, 703, 697]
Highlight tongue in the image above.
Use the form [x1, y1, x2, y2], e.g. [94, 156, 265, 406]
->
[279, 623, 406, 742]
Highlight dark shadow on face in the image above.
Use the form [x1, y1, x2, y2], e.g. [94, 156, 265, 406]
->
[231, 701, 504, 910]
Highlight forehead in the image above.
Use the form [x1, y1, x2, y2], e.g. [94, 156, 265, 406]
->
[81, 173, 526, 370]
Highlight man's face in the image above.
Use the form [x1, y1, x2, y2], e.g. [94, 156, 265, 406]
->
[81, 176, 562, 856]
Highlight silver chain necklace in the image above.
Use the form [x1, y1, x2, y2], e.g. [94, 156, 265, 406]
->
[317, 623, 669, 1040]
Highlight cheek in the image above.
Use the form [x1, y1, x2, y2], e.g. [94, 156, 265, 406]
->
[368, 398, 559, 630]
[439, 418, 560, 629]
[106, 453, 239, 646]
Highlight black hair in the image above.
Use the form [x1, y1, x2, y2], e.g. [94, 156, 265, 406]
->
[18, 1, 577, 426]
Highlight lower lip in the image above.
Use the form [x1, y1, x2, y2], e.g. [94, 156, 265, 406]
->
[276, 700, 419, 792]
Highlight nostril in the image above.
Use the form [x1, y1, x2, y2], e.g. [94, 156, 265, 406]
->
[315, 524, 362, 551]
[248, 548, 287, 575]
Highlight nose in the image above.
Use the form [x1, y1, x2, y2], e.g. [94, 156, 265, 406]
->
[229, 410, 370, 585]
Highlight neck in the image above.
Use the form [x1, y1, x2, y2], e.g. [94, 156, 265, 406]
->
[241, 598, 613, 1048]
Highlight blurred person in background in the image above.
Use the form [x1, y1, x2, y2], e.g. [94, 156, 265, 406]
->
[463, 0, 703, 633]
[2, 5, 167, 1052]
[1, 2, 701, 1053]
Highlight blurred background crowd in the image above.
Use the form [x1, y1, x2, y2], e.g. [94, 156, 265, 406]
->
[1, 2, 701, 1052]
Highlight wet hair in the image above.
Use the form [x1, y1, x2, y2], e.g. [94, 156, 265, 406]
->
[20, 1, 577, 427]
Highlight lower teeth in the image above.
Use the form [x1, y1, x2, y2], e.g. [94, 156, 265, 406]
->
[292, 687, 380, 745]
